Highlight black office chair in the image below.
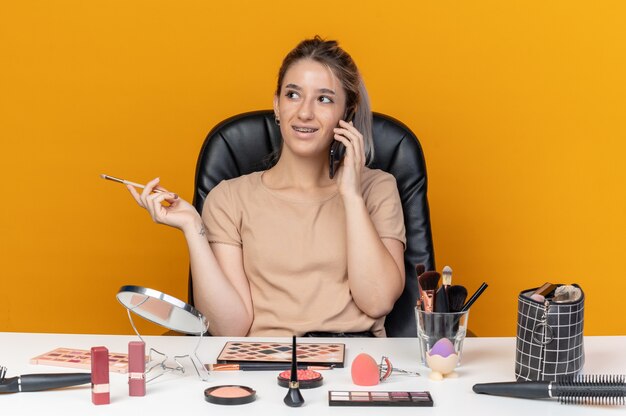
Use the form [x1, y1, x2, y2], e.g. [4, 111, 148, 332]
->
[189, 110, 435, 337]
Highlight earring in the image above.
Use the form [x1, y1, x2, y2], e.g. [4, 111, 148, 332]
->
[274, 116, 280, 126]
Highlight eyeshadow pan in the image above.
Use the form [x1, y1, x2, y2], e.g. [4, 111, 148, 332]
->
[333, 396, 350, 401]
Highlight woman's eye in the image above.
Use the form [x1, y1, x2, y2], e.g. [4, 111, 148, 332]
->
[319, 96, 333, 104]
[286, 91, 300, 99]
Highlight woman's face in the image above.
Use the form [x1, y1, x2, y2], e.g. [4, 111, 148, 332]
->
[274, 58, 347, 159]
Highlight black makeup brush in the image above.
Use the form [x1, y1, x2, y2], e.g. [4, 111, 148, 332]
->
[473, 375, 626, 405]
[418, 271, 440, 312]
[283, 335, 304, 407]
[447, 285, 468, 313]
[460, 282, 488, 312]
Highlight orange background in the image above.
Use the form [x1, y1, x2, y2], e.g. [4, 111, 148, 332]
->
[1, 1, 625, 336]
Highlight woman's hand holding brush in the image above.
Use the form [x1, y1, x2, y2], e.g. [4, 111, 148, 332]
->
[102, 174, 203, 234]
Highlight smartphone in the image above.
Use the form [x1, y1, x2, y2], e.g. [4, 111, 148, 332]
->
[329, 107, 356, 179]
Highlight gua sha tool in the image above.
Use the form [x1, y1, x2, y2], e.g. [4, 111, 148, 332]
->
[426, 338, 459, 381]
[283, 336, 304, 407]
[351, 353, 420, 386]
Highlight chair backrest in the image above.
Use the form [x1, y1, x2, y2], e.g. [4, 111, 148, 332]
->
[190, 110, 435, 337]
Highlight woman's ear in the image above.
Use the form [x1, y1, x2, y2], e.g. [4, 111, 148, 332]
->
[273, 95, 280, 121]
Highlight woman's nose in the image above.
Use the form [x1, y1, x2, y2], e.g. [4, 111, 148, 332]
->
[297, 100, 314, 120]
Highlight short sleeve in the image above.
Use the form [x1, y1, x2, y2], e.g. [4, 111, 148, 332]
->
[202, 180, 242, 246]
[363, 171, 407, 248]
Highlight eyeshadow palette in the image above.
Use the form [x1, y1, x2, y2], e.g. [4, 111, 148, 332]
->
[328, 391, 434, 407]
[30, 347, 131, 374]
[216, 341, 345, 367]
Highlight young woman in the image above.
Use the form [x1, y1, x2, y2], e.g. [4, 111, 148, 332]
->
[128, 37, 406, 337]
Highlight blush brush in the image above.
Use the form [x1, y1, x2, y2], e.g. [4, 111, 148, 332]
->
[418, 271, 440, 312]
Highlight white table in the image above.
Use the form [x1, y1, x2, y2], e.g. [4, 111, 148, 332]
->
[1, 333, 624, 415]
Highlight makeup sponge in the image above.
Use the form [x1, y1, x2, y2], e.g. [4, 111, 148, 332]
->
[351, 353, 379, 386]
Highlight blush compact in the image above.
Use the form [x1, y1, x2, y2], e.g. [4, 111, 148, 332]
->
[204, 385, 257, 405]
[277, 369, 323, 389]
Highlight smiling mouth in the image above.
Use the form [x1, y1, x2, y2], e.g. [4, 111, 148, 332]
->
[292, 126, 318, 133]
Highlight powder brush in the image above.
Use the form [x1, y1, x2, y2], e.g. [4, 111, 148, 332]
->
[447, 285, 468, 313]
[418, 271, 440, 312]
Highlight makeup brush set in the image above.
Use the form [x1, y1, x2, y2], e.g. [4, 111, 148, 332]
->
[416, 265, 488, 314]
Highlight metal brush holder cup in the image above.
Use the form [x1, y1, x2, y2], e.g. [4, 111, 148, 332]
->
[116, 285, 209, 381]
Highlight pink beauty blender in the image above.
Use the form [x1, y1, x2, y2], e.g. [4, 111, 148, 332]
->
[351, 353, 379, 386]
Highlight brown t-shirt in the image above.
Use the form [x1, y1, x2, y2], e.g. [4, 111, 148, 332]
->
[203, 168, 406, 337]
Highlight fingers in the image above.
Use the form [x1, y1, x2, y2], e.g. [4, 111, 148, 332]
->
[141, 177, 161, 200]
[127, 177, 179, 223]
[334, 120, 365, 167]
[145, 190, 177, 223]
[126, 185, 144, 207]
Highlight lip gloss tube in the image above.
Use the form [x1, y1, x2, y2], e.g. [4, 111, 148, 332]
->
[128, 341, 146, 396]
[91, 346, 110, 405]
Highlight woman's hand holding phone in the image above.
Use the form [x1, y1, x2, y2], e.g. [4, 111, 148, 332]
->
[331, 119, 365, 199]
